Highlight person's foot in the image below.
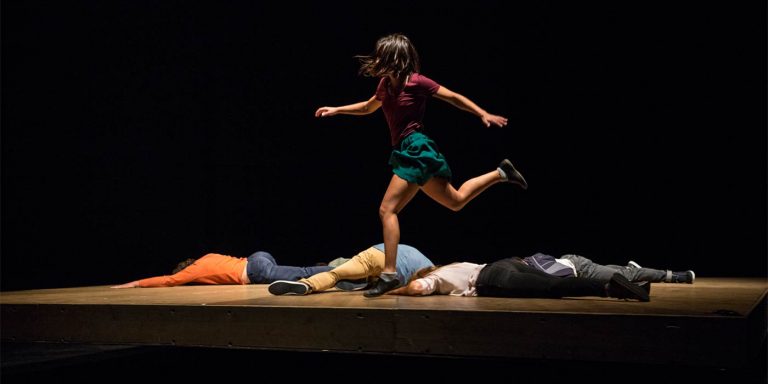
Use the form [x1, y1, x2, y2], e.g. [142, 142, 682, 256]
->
[268, 280, 309, 295]
[498, 159, 528, 189]
[363, 277, 400, 297]
[636, 281, 651, 296]
[606, 273, 650, 302]
[667, 270, 695, 284]
[335, 278, 370, 291]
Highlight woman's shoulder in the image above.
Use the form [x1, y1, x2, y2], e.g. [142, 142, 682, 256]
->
[409, 73, 440, 92]
[410, 72, 433, 82]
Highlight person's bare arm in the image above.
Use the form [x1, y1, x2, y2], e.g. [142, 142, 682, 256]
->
[315, 95, 382, 117]
[433, 86, 507, 127]
[110, 262, 202, 288]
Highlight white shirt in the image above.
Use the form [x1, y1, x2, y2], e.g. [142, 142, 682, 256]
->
[415, 262, 486, 296]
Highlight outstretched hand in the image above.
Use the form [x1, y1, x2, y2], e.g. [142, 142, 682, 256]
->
[315, 106, 339, 117]
[481, 113, 508, 128]
[111, 282, 138, 289]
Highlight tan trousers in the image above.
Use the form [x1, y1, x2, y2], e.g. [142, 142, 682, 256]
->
[300, 247, 384, 292]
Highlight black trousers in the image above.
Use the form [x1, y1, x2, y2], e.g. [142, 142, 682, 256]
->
[475, 257, 606, 298]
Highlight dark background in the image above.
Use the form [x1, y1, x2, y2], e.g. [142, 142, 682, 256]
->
[2, 1, 765, 291]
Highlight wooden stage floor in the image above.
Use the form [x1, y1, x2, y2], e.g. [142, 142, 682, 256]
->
[2, 278, 765, 371]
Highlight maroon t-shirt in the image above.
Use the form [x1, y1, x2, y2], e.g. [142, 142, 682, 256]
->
[375, 73, 441, 146]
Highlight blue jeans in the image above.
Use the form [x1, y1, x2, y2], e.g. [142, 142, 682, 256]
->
[560, 254, 667, 282]
[246, 251, 333, 283]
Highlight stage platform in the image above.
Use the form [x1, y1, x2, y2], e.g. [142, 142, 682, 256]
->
[2, 278, 765, 370]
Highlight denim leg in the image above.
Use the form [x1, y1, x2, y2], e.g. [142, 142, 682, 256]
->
[562, 254, 622, 282]
[625, 267, 668, 282]
[562, 254, 668, 283]
[246, 255, 332, 283]
[250, 251, 276, 264]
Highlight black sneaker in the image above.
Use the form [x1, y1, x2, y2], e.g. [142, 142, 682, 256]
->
[607, 273, 650, 302]
[636, 281, 652, 296]
[363, 277, 400, 297]
[671, 270, 695, 284]
[335, 278, 370, 291]
[268, 280, 309, 295]
[498, 159, 528, 189]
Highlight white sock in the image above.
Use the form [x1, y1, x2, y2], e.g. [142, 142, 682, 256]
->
[497, 167, 508, 181]
[380, 272, 397, 282]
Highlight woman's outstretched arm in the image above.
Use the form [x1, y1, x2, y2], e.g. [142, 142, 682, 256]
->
[433, 86, 507, 127]
[315, 95, 382, 117]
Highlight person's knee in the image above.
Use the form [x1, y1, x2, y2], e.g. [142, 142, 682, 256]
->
[379, 204, 394, 220]
[445, 201, 464, 212]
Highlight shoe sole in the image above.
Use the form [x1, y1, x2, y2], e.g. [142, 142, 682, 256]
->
[612, 274, 650, 302]
[268, 280, 308, 295]
[688, 271, 695, 284]
[512, 169, 528, 190]
[363, 290, 384, 298]
[628, 261, 642, 269]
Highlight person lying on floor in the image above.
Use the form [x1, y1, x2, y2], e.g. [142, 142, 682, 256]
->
[312, 251, 694, 292]
[387, 257, 650, 301]
[521, 253, 695, 284]
[267, 243, 434, 296]
[111, 250, 334, 288]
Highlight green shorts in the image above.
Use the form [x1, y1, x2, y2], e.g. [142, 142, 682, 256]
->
[389, 131, 452, 185]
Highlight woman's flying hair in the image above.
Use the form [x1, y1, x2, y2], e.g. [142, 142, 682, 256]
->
[357, 33, 420, 80]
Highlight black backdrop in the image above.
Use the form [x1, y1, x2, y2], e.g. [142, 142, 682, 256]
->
[2, 1, 765, 290]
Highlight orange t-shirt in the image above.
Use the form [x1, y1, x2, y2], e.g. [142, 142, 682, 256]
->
[136, 253, 248, 287]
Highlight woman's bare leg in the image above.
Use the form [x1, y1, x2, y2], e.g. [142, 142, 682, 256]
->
[379, 174, 420, 273]
[421, 170, 502, 211]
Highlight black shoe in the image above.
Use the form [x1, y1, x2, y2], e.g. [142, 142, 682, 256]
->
[498, 159, 528, 189]
[664, 270, 696, 284]
[636, 281, 652, 296]
[335, 278, 370, 291]
[669, 270, 695, 284]
[607, 273, 650, 302]
[268, 280, 309, 295]
[363, 277, 400, 297]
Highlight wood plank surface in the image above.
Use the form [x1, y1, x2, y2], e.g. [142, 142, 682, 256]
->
[2, 278, 765, 368]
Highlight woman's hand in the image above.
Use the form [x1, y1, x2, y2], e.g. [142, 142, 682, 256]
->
[315, 106, 339, 117]
[111, 282, 139, 289]
[481, 113, 508, 128]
